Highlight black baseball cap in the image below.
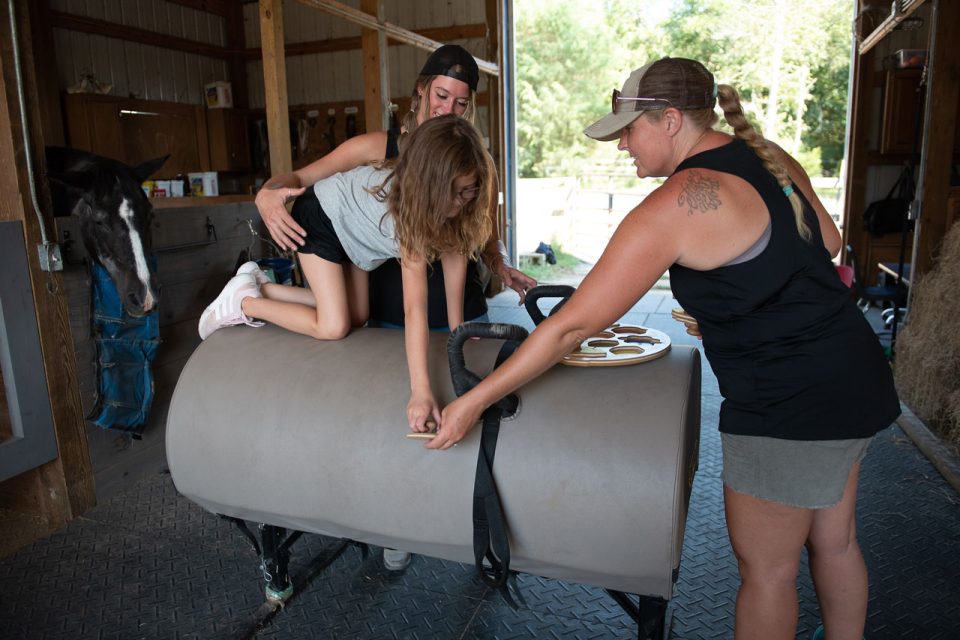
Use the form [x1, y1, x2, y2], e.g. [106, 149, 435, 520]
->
[419, 44, 479, 92]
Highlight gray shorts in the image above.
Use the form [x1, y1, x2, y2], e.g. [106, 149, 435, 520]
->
[721, 433, 872, 509]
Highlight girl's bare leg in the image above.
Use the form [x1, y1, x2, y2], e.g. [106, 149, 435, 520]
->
[343, 263, 369, 327]
[260, 281, 316, 306]
[806, 464, 867, 640]
[724, 486, 812, 639]
[241, 253, 352, 339]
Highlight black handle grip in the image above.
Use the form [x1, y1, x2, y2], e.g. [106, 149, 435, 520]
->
[523, 285, 576, 325]
[447, 322, 529, 396]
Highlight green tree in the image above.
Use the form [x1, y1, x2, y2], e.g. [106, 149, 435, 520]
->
[656, 0, 852, 174]
[515, 1, 622, 177]
[515, 0, 852, 177]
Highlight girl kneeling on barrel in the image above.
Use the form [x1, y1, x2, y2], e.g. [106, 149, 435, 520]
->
[198, 115, 494, 431]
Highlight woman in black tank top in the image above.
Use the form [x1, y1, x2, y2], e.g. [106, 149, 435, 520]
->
[436, 57, 898, 640]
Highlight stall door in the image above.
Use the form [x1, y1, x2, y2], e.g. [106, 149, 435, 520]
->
[0, 221, 58, 481]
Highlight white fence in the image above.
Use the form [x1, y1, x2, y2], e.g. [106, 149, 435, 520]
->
[517, 171, 845, 265]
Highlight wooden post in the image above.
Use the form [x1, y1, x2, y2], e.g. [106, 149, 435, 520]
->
[0, 0, 94, 530]
[839, 11, 875, 268]
[913, 0, 960, 276]
[259, 0, 292, 174]
[485, 0, 501, 169]
[360, 0, 385, 134]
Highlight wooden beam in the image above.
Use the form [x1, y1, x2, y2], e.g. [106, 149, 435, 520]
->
[49, 11, 234, 60]
[259, 0, 292, 174]
[47, 7, 490, 76]
[165, 0, 234, 19]
[839, 12, 876, 266]
[224, 2, 249, 109]
[485, 0, 501, 167]
[294, 0, 498, 76]
[28, 0, 63, 146]
[859, 0, 927, 55]
[0, 0, 94, 527]
[240, 24, 488, 61]
[360, 0, 385, 134]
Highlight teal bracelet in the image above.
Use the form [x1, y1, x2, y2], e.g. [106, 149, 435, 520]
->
[782, 185, 794, 197]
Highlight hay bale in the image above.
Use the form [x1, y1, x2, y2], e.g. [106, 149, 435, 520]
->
[895, 224, 960, 451]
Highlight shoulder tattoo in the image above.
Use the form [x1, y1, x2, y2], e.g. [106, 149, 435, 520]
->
[677, 171, 721, 215]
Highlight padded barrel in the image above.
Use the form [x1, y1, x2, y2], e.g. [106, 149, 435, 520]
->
[166, 325, 700, 598]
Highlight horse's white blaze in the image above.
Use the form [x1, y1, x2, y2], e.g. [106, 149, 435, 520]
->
[119, 197, 156, 310]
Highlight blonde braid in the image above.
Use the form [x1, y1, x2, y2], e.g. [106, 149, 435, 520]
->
[716, 84, 811, 241]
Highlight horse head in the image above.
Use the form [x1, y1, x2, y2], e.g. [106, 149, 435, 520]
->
[46, 147, 168, 317]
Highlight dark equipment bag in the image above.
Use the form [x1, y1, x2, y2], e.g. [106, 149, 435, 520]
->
[863, 165, 915, 236]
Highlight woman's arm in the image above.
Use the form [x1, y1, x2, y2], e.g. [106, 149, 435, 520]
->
[480, 237, 537, 304]
[439, 252, 467, 330]
[255, 131, 390, 251]
[400, 256, 440, 431]
[429, 191, 684, 449]
[478, 194, 538, 302]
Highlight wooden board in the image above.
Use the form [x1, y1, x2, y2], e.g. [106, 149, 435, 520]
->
[562, 324, 671, 367]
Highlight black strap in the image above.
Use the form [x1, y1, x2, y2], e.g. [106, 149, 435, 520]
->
[471, 339, 522, 588]
[883, 163, 915, 201]
[446, 323, 526, 589]
[473, 405, 510, 587]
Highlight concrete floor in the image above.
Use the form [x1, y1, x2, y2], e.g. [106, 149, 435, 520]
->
[1, 269, 958, 639]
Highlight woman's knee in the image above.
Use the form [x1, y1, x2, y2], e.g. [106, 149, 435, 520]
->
[308, 317, 351, 340]
[734, 551, 802, 586]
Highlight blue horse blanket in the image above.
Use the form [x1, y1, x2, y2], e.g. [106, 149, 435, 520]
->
[88, 261, 160, 435]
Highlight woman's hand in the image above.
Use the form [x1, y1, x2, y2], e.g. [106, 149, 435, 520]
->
[407, 390, 441, 432]
[254, 185, 307, 251]
[427, 396, 484, 450]
[683, 320, 702, 340]
[498, 264, 537, 305]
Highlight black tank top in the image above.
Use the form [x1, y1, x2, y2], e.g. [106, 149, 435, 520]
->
[669, 139, 899, 440]
[367, 128, 488, 326]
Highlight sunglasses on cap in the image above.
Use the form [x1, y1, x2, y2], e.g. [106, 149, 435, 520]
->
[611, 89, 674, 114]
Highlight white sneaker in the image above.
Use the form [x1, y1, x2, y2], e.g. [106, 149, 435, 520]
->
[236, 260, 272, 285]
[198, 273, 265, 339]
[382, 548, 411, 571]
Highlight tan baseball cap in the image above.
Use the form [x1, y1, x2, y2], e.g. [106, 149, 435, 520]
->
[584, 57, 716, 142]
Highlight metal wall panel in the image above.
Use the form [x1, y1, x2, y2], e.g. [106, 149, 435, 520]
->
[389, 0, 442, 30]
[53, 0, 228, 105]
[52, 0, 488, 111]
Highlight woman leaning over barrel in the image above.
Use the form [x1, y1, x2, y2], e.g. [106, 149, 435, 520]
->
[432, 57, 899, 640]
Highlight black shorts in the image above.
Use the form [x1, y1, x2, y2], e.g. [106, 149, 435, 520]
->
[290, 188, 349, 264]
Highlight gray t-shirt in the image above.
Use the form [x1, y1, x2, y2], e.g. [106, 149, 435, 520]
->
[313, 165, 398, 271]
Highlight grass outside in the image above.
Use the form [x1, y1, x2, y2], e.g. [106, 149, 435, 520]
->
[519, 248, 583, 282]
[518, 248, 672, 291]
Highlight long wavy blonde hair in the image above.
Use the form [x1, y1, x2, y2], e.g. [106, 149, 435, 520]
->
[370, 115, 493, 263]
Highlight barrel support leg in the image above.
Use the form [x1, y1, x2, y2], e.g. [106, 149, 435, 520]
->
[260, 524, 296, 604]
[606, 590, 668, 640]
